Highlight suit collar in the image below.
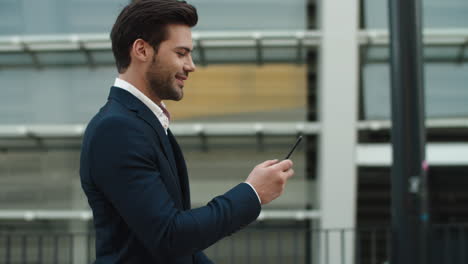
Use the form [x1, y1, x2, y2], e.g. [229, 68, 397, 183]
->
[113, 79, 170, 132]
[108, 86, 141, 112]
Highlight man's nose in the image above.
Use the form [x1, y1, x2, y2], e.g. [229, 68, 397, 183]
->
[184, 56, 196, 73]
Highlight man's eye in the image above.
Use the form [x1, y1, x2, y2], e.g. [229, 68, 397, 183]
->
[177, 52, 186, 56]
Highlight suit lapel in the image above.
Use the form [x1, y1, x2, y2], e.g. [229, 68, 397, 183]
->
[168, 130, 191, 210]
[108, 87, 183, 205]
[136, 109, 179, 176]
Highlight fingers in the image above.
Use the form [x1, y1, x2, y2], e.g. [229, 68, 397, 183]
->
[258, 159, 279, 168]
[273, 159, 293, 172]
[283, 168, 294, 179]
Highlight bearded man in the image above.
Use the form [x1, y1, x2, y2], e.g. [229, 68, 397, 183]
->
[79, 1, 294, 263]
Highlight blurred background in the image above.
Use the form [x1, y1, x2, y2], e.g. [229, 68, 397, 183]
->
[0, 0, 467, 263]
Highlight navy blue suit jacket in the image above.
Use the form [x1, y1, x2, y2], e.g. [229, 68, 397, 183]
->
[80, 87, 261, 263]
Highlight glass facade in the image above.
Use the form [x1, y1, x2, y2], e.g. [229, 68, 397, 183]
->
[1, 0, 467, 263]
[0, 0, 306, 35]
[364, 0, 468, 28]
[362, 0, 468, 119]
[0, 0, 308, 216]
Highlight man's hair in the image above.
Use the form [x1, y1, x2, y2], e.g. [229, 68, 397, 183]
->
[111, 0, 198, 73]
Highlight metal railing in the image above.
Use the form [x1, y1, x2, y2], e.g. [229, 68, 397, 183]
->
[0, 210, 321, 222]
[1, 121, 468, 166]
[0, 223, 466, 264]
[2, 118, 467, 139]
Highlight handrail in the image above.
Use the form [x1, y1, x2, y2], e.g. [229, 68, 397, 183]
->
[0, 209, 320, 221]
[1, 118, 467, 139]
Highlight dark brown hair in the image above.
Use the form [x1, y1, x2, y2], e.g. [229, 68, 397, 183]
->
[111, 0, 198, 73]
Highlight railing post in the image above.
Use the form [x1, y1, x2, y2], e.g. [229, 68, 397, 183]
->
[5, 234, 11, 264]
[38, 235, 43, 264]
[461, 225, 466, 264]
[22, 235, 27, 264]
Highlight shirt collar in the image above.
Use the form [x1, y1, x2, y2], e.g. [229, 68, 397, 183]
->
[113, 78, 170, 134]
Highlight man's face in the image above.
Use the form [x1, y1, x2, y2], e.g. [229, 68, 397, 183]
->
[146, 24, 196, 102]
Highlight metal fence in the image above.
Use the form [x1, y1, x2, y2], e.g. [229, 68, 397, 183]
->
[0, 223, 466, 264]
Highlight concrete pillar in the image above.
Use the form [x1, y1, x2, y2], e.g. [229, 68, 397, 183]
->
[316, 0, 360, 262]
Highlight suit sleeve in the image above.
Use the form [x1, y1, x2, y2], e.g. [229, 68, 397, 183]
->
[88, 116, 260, 258]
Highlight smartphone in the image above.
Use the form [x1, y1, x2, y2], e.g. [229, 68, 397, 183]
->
[284, 135, 303, 159]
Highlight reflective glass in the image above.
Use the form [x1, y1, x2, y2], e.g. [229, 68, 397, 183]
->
[0, 53, 34, 66]
[90, 50, 116, 65]
[424, 47, 459, 61]
[363, 63, 468, 119]
[364, 46, 462, 62]
[36, 52, 88, 65]
[364, 0, 468, 29]
[204, 48, 257, 63]
[0, 65, 307, 124]
[0, 0, 306, 35]
[365, 47, 389, 62]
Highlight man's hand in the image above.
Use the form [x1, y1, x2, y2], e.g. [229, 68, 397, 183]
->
[245, 159, 294, 205]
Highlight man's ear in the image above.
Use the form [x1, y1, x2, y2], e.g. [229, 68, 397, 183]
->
[131, 39, 154, 63]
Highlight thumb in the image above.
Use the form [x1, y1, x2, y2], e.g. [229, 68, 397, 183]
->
[258, 159, 279, 168]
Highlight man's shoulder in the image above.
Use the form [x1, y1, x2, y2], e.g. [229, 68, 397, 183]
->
[83, 100, 144, 141]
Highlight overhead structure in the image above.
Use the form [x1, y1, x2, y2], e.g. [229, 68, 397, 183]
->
[1, 30, 468, 67]
[0, 31, 321, 67]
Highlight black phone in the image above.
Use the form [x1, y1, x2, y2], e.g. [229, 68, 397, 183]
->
[284, 135, 303, 159]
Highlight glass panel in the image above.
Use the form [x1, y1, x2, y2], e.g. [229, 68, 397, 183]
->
[0, 53, 33, 66]
[0, 0, 306, 35]
[193, 0, 306, 31]
[0, 67, 114, 124]
[0, 151, 83, 209]
[204, 48, 257, 63]
[365, 47, 389, 62]
[36, 52, 87, 65]
[57, 0, 126, 33]
[0, 64, 306, 124]
[91, 50, 115, 65]
[363, 63, 468, 119]
[193, 47, 305, 64]
[0, 0, 23, 34]
[364, 0, 468, 29]
[263, 47, 303, 63]
[463, 47, 468, 61]
[424, 47, 459, 61]
[165, 65, 307, 122]
[364, 46, 462, 62]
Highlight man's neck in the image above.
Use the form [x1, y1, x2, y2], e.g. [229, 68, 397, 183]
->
[118, 71, 161, 105]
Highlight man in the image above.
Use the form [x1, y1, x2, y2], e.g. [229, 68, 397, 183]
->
[80, 1, 294, 263]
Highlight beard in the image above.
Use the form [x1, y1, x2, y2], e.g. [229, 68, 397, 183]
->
[146, 55, 183, 101]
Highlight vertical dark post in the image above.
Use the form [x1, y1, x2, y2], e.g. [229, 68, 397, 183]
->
[246, 231, 251, 264]
[388, 0, 428, 263]
[5, 235, 11, 264]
